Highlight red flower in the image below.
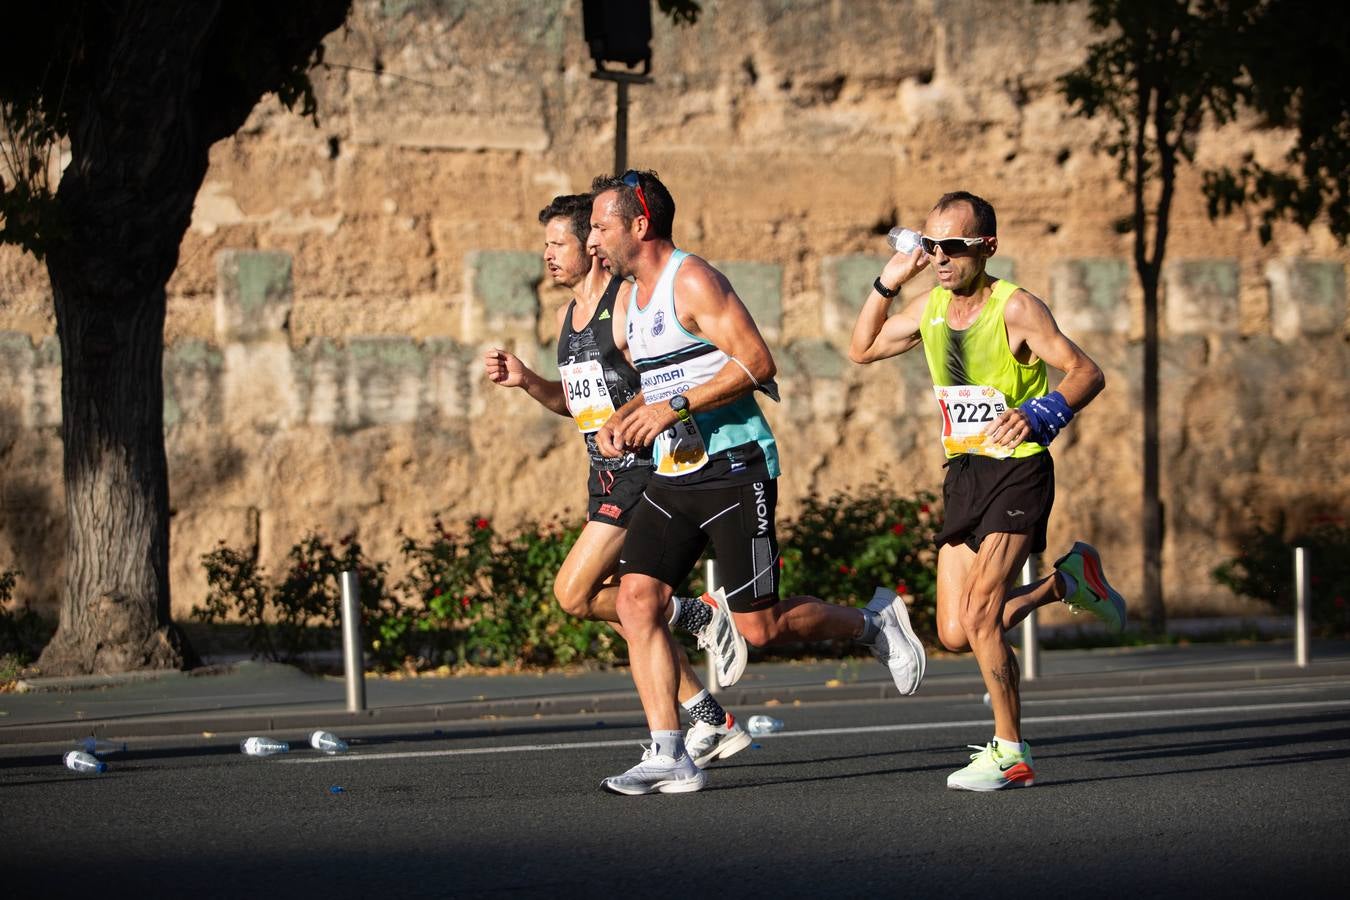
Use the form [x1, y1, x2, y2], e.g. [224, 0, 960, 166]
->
[461, 596, 471, 608]
[838, 564, 849, 574]
[896, 582, 909, 595]
[919, 504, 930, 514]
[778, 558, 785, 569]
[475, 518, 490, 530]
[891, 522, 906, 535]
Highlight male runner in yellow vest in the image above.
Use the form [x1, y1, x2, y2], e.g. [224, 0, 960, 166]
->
[849, 190, 1127, 791]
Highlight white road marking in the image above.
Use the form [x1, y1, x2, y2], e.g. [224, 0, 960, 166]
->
[282, 698, 1350, 764]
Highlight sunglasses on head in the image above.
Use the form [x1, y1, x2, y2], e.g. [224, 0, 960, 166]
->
[920, 235, 991, 257]
[621, 170, 652, 220]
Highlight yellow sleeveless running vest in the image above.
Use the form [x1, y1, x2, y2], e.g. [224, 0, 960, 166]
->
[918, 277, 1049, 460]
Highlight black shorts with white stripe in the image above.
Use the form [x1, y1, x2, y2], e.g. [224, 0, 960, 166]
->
[617, 478, 780, 613]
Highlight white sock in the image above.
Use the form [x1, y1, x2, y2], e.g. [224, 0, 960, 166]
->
[651, 730, 685, 760]
[994, 736, 1024, 754]
[681, 689, 709, 711]
[667, 596, 681, 627]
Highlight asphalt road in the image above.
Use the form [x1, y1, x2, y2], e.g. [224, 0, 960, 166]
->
[5, 675, 1349, 898]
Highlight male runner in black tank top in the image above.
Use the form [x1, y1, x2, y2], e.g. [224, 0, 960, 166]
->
[484, 193, 750, 768]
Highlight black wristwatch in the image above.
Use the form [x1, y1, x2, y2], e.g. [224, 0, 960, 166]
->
[873, 276, 900, 299]
[669, 394, 692, 422]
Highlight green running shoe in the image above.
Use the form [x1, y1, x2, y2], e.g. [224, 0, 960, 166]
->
[1054, 541, 1127, 632]
[946, 739, 1036, 791]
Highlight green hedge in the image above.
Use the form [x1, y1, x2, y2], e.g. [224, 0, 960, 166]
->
[194, 483, 941, 672]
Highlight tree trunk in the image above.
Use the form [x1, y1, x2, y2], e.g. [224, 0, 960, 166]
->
[37, 272, 194, 674]
[35, 2, 225, 675]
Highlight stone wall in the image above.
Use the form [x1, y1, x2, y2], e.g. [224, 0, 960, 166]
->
[1, 0, 1348, 620]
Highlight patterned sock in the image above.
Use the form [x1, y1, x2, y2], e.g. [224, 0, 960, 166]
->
[681, 689, 728, 728]
[671, 595, 712, 635]
[856, 609, 881, 644]
[651, 730, 685, 760]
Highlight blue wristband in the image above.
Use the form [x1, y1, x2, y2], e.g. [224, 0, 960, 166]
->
[1018, 391, 1074, 445]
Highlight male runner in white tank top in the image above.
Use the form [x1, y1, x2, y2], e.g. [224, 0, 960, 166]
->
[588, 171, 927, 795]
[484, 194, 750, 768]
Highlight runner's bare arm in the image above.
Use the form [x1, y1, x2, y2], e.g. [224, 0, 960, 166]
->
[848, 247, 929, 363]
[616, 260, 774, 449]
[483, 343, 569, 417]
[984, 289, 1106, 448]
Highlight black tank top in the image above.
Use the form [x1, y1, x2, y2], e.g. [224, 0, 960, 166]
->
[557, 276, 653, 471]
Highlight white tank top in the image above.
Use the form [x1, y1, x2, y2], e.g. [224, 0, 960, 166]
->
[626, 249, 779, 485]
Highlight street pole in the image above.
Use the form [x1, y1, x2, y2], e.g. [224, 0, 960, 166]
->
[339, 570, 367, 712]
[1021, 556, 1040, 681]
[591, 70, 650, 174]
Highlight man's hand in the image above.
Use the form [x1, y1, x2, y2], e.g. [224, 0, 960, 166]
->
[983, 407, 1032, 449]
[616, 403, 677, 450]
[484, 348, 527, 388]
[595, 417, 626, 458]
[876, 245, 930, 294]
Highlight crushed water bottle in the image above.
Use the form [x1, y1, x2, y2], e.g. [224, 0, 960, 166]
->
[64, 750, 107, 774]
[309, 730, 349, 754]
[240, 736, 290, 757]
[886, 226, 922, 254]
[746, 715, 784, 736]
[78, 737, 127, 756]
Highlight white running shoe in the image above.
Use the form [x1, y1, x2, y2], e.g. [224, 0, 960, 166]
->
[693, 588, 748, 690]
[685, 713, 752, 767]
[601, 747, 707, 795]
[866, 587, 926, 695]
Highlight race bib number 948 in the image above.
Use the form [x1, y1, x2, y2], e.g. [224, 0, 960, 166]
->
[934, 384, 1014, 459]
[559, 359, 616, 434]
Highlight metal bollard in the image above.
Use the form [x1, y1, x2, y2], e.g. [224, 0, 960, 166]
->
[705, 558, 719, 695]
[1295, 547, 1310, 668]
[1020, 556, 1040, 681]
[339, 570, 367, 712]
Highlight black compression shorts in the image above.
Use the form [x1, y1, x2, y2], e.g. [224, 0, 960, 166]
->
[934, 452, 1055, 554]
[617, 478, 780, 613]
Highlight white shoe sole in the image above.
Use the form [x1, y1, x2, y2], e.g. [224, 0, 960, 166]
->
[601, 772, 707, 795]
[693, 729, 752, 767]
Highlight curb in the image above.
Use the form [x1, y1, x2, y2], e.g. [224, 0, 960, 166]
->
[3, 657, 1348, 746]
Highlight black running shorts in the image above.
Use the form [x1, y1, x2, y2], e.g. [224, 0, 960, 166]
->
[617, 479, 780, 613]
[934, 452, 1055, 553]
[586, 465, 652, 527]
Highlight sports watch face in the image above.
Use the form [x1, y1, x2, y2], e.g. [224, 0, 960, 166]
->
[669, 394, 691, 419]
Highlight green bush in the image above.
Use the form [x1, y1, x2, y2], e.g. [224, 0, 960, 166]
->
[0, 569, 53, 680]
[1212, 518, 1350, 635]
[194, 483, 944, 673]
[195, 534, 396, 667]
[397, 517, 619, 669]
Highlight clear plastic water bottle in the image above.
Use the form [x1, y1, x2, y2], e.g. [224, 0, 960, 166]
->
[64, 750, 107, 774]
[78, 737, 127, 756]
[746, 715, 784, 736]
[887, 226, 921, 254]
[240, 736, 290, 757]
[309, 730, 349, 754]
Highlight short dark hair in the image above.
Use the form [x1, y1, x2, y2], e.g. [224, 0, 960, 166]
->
[590, 169, 675, 240]
[538, 193, 593, 245]
[933, 191, 997, 237]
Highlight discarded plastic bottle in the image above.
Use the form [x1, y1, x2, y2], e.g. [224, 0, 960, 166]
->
[746, 715, 784, 736]
[64, 750, 107, 774]
[240, 736, 290, 757]
[309, 730, 349, 754]
[78, 737, 127, 756]
[886, 226, 922, 254]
